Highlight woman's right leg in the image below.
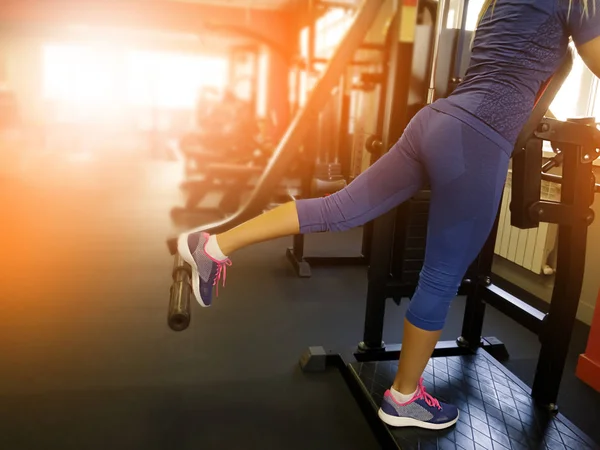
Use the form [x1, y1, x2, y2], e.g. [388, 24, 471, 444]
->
[378, 108, 511, 430]
[177, 112, 428, 306]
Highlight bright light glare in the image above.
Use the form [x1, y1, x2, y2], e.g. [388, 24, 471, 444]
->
[465, 0, 486, 31]
[43, 43, 228, 111]
[43, 43, 117, 107]
[256, 51, 269, 118]
[550, 50, 585, 121]
[127, 51, 227, 108]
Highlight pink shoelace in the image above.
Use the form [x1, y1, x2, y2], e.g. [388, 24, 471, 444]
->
[214, 259, 232, 296]
[416, 378, 442, 410]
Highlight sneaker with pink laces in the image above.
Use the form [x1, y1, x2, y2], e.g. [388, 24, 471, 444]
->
[177, 231, 231, 307]
[378, 378, 459, 429]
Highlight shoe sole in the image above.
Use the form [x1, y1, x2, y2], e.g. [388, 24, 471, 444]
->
[177, 232, 209, 307]
[378, 408, 459, 430]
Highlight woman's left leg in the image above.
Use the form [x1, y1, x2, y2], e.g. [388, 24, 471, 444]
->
[177, 109, 428, 307]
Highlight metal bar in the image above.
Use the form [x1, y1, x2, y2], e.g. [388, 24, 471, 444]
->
[541, 172, 562, 184]
[514, 49, 574, 152]
[358, 16, 395, 264]
[535, 117, 598, 148]
[359, 42, 385, 51]
[304, 256, 367, 266]
[292, 234, 305, 260]
[542, 153, 563, 172]
[308, 0, 316, 73]
[460, 196, 501, 348]
[484, 284, 545, 335]
[361, 222, 373, 261]
[426, 0, 448, 103]
[511, 138, 543, 229]
[532, 141, 592, 408]
[166, 0, 385, 251]
[334, 74, 346, 164]
[311, 57, 384, 67]
[361, 0, 402, 350]
[168, 256, 192, 331]
[372, 1, 397, 149]
[450, 0, 469, 82]
[355, 340, 473, 363]
[339, 88, 352, 178]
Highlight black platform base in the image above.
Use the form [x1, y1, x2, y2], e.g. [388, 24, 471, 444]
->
[346, 352, 598, 449]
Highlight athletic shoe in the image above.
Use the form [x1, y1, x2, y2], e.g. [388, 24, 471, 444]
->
[378, 378, 459, 429]
[177, 231, 231, 307]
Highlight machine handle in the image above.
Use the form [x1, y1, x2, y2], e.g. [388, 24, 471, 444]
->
[168, 256, 192, 331]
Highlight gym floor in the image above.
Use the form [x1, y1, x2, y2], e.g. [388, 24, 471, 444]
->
[1, 155, 599, 450]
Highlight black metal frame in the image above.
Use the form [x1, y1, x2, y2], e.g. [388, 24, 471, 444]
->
[300, 0, 599, 447]
[358, 68, 598, 408]
[286, 4, 404, 278]
[310, 115, 599, 448]
[355, 14, 596, 407]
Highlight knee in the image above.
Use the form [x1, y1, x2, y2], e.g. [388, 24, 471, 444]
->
[296, 194, 353, 234]
[405, 265, 463, 331]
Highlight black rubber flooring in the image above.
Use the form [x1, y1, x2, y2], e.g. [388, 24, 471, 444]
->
[0, 159, 598, 449]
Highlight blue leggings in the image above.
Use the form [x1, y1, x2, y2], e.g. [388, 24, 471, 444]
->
[296, 105, 512, 331]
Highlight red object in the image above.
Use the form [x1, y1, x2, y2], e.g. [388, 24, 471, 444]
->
[576, 289, 600, 392]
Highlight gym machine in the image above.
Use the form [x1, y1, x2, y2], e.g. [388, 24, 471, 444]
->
[171, 7, 367, 225]
[171, 45, 279, 221]
[286, 1, 418, 277]
[300, 1, 600, 449]
[166, 0, 387, 330]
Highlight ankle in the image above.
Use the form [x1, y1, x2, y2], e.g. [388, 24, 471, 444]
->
[392, 382, 418, 396]
[205, 234, 228, 261]
[390, 385, 418, 403]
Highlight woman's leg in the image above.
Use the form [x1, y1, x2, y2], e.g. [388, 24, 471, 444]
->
[216, 202, 300, 256]
[215, 126, 426, 256]
[178, 112, 428, 307]
[378, 110, 511, 429]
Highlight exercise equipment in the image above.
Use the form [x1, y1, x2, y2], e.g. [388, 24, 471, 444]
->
[300, 1, 600, 448]
[172, 1, 378, 237]
[285, 81, 360, 278]
[171, 102, 277, 221]
[286, 1, 405, 277]
[171, 44, 278, 220]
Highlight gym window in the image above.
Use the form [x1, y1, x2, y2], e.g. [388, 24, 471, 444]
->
[125, 50, 227, 109]
[297, 8, 354, 107]
[42, 43, 228, 122]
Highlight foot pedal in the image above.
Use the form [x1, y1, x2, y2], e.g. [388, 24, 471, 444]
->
[299, 346, 328, 372]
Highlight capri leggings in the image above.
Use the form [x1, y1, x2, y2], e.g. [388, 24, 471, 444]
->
[296, 104, 513, 331]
